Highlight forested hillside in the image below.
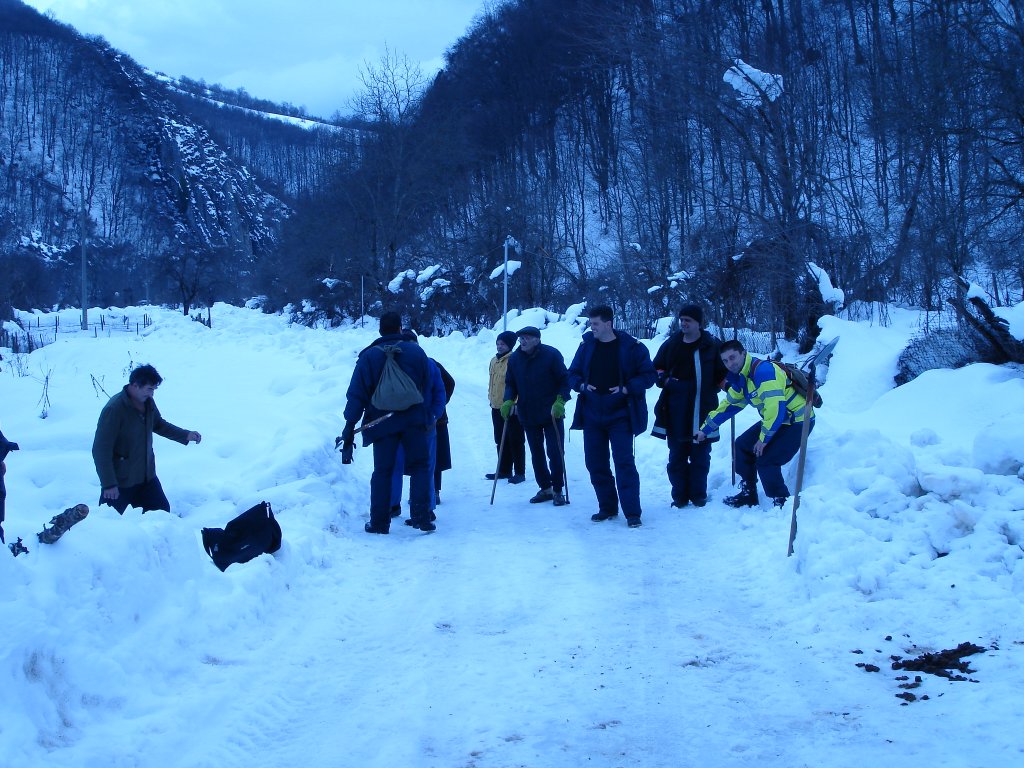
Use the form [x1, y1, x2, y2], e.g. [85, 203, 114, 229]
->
[272, 0, 1024, 345]
[0, 0, 354, 316]
[3, 0, 1023, 352]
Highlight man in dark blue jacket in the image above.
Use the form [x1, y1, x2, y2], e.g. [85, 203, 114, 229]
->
[502, 326, 571, 506]
[343, 311, 436, 533]
[568, 306, 657, 527]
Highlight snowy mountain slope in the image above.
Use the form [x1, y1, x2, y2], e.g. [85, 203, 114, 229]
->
[0, 304, 1022, 767]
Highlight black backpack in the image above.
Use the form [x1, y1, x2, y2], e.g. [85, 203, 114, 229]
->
[370, 345, 424, 412]
[202, 501, 282, 572]
[753, 359, 823, 408]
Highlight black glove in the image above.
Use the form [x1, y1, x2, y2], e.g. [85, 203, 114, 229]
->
[338, 422, 356, 464]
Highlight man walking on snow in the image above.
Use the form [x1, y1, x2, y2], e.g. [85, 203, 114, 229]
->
[501, 326, 571, 506]
[568, 305, 656, 528]
[342, 311, 437, 533]
[695, 340, 814, 508]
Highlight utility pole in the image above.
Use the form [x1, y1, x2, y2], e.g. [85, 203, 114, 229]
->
[502, 235, 517, 331]
[80, 202, 88, 330]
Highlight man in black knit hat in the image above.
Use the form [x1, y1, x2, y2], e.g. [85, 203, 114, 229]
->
[487, 331, 526, 483]
[651, 304, 726, 508]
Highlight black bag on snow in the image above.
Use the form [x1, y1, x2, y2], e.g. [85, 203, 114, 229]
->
[201, 501, 282, 572]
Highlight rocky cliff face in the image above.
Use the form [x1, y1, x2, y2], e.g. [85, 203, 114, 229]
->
[0, 0, 293, 308]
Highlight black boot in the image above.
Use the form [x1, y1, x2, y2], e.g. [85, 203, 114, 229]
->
[529, 487, 554, 503]
[723, 482, 759, 508]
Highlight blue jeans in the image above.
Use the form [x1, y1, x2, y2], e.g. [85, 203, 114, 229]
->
[734, 421, 812, 498]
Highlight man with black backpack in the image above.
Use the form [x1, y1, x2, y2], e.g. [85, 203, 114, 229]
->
[341, 311, 437, 533]
[694, 340, 814, 509]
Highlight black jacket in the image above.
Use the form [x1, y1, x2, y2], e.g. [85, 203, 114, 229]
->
[650, 331, 726, 440]
[503, 343, 571, 427]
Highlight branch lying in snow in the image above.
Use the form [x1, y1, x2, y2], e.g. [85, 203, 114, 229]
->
[950, 276, 1024, 363]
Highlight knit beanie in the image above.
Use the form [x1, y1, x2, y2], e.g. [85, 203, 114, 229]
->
[678, 304, 704, 327]
[497, 331, 518, 349]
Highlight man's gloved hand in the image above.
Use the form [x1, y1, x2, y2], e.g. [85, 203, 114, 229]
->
[551, 395, 566, 420]
[499, 400, 514, 420]
[338, 422, 356, 464]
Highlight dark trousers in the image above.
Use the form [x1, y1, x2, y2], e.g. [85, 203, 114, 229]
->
[100, 476, 171, 514]
[0, 477, 6, 543]
[524, 420, 565, 492]
[371, 429, 430, 530]
[734, 420, 812, 498]
[583, 410, 642, 519]
[491, 408, 526, 476]
[667, 437, 712, 505]
[391, 429, 438, 512]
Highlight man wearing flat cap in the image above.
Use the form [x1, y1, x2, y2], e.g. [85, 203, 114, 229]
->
[501, 326, 571, 505]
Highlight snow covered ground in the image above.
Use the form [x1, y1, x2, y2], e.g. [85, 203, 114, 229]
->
[1, 302, 1022, 768]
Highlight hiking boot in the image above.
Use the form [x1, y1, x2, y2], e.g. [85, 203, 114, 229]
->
[405, 510, 437, 526]
[412, 519, 436, 532]
[364, 523, 389, 534]
[508, 474, 526, 485]
[529, 488, 554, 503]
[486, 472, 511, 480]
[626, 517, 643, 528]
[670, 500, 689, 509]
[723, 482, 759, 508]
[772, 496, 788, 508]
[552, 492, 566, 507]
[591, 510, 618, 522]
[390, 505, 402, 518]
[690, 497, 707, 508]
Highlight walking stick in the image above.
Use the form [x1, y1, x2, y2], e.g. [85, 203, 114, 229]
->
[490, 408, 512, 505]
[550, 414, 570, 504]
[730, 416, 736, 486]
[786, 337, 839, 557]
[787, 368, 819, 557]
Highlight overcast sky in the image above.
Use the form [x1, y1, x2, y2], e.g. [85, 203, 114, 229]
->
[22, 0, 489, 118]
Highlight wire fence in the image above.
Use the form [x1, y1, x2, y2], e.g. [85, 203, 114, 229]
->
[1, 312, 153, 354]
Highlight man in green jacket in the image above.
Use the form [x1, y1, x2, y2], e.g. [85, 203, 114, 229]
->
[92, 364, 201, 514]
